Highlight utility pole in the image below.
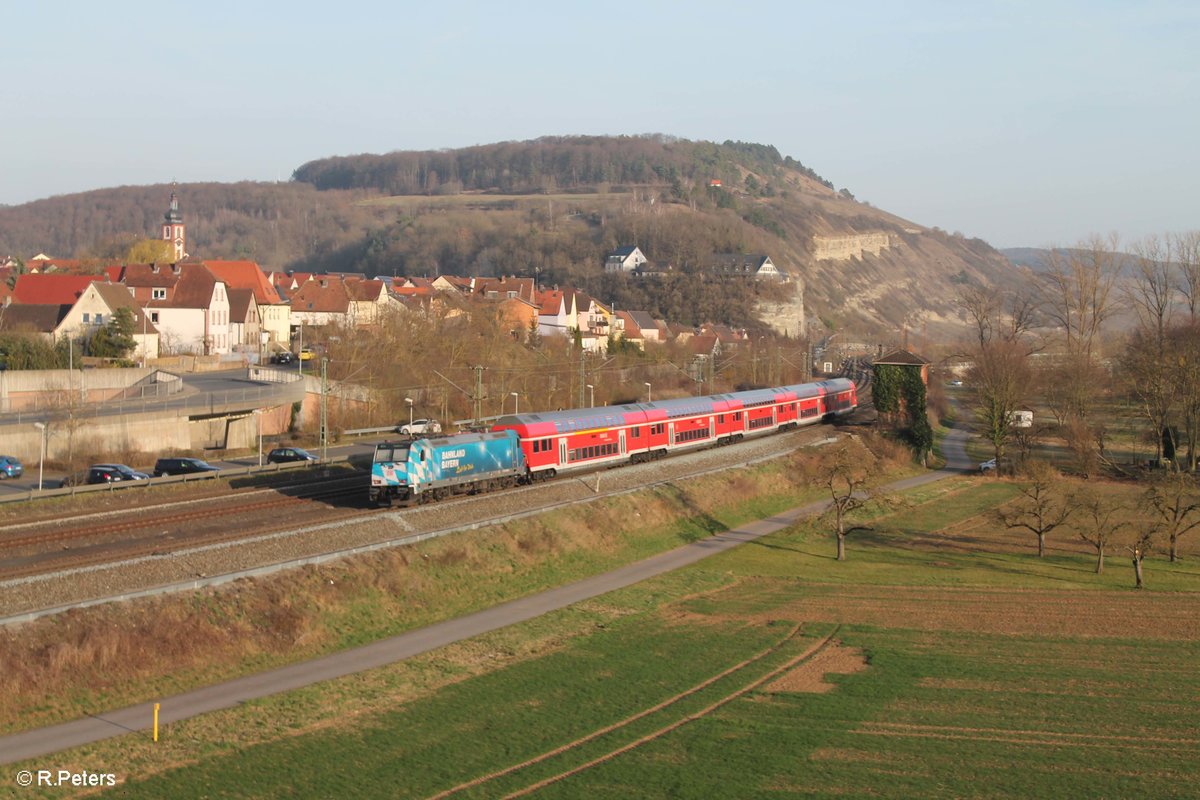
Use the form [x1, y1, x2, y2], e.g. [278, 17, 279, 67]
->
[320, 357, 328, 461]
[473, 365, 484, 426]
[578, 350, 586, 408]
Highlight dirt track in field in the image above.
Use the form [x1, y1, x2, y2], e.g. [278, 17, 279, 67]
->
[738, 583, 1200, 640]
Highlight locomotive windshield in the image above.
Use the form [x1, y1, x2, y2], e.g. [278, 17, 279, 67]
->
[373, 443, 410, 463]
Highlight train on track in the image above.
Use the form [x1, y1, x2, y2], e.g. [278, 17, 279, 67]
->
[369, 377, 857, 506]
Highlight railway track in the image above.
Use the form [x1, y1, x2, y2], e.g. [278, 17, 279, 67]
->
[0, 476, 368, 581]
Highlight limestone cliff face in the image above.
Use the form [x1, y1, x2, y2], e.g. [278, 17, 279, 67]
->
[813, 233, 891, 261]
[756, 279, 806, 339]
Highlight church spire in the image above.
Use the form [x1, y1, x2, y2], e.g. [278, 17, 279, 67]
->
[161, 187, 186, 261]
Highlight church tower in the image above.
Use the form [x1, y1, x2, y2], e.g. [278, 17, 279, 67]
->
[161, 191, 186, 262]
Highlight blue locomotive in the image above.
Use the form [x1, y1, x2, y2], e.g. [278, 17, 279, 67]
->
[370, 429, 526, 506]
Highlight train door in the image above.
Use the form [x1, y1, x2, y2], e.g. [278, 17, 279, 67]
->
[619, 429, 626, 455]
[668, 422, 675, 448]
[559, 439, 567, 466]
[709, 416, 714, 439]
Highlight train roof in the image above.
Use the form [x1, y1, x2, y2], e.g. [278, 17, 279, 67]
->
[494, 378, 855, 434]
[379, 429, 518, 449]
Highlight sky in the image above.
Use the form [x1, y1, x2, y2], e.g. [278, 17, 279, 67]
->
[1, 1, 1196, 249]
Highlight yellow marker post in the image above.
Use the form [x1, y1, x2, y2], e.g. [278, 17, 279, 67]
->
[153, 703, 160, 743]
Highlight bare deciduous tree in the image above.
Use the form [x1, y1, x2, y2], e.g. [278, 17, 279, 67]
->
[1170, 321, 1200, 471]
[1127, 528, 1155, 589]
[1173, 230, 1200, 321]
[1076, 491, 1129, 574]
[1145, 472, 1200, 562]
[1042, 234, 1121, 363]
[1122, 329, 1177, 464]
[959, 286, 1043, 352]
[810, 441, 890, 561]
[997, 461, 1077, 557]
[968, 338, 1033, 465]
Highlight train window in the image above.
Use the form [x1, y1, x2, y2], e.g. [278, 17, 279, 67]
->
[734, 412, 742, 421]
[718, 414, 724, 423]
[631, 428, 639, 438]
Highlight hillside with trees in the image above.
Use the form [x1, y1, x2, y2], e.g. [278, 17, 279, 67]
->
[0, 135, 1022, 336]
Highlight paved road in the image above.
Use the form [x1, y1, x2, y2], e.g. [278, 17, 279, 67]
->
[0, 421, 974, 765]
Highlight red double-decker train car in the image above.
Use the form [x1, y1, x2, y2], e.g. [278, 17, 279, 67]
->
[492, 378, 856, 480]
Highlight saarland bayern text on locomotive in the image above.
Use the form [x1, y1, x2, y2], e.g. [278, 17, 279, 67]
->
[370, 378, 856, 506]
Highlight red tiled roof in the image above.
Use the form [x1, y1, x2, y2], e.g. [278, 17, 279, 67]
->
[201, 260, 284, 305]
[289, 278, 351, 313]
[164, 264, 221, 309]
[538, 290, 563, 315]
[11, 274, 106, 305]
[346, 278, 385, 301]
[689, 334, 719, 355]
[120, 263, 183, 288]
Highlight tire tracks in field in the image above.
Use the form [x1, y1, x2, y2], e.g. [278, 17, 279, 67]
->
[427, 623, 840, 800]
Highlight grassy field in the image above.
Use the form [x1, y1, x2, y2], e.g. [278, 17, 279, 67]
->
[14, 472, 1199, 799]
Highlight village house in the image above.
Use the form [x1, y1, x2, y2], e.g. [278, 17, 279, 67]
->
[704, 253, 786, 280]
[535, 289, 579, 339]
[146, 264, 232, 355]
[604, 246, 648, 274]
[202, 260, 290, 349]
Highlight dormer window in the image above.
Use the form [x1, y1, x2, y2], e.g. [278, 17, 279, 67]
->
[152, 288, 167, 300]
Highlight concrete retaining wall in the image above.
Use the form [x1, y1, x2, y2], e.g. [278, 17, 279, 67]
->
[0, 368, 167, 413]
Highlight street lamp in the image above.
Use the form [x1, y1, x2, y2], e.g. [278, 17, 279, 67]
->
[510, 391, 519, 415]
[297, 320, 304, 375]
[405, 397, 414, 430]
[33, 422, 46, 491]
[644, 382, 652, 403]
[586, 383, 594, 408]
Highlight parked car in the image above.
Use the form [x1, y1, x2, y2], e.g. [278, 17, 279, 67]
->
[153, 457, 221, 477]
[87, 464, 151, 484]
[950, 379, 964, 387]
[979, 458, 997, 473]
[266, 447, 319, 464]
[0, 455, 23, 479]
[270, 351, 296, 365]
[299, 347, 315, 361]
[397, 418, 443, 436]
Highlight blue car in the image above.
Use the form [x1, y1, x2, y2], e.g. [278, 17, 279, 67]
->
[0, 456, 23, 479]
